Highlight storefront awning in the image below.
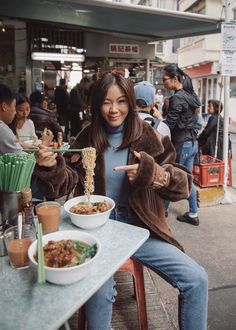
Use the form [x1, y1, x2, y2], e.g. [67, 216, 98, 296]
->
[0, 0, 222, 41]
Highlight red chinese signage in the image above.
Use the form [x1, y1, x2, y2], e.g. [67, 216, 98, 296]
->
[109, 44, 139, 55]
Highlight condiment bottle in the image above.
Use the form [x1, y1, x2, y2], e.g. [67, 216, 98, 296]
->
[57, 132, 63, 148]
[20, 188, 35, 227]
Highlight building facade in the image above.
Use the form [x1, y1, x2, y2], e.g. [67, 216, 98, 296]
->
[178, 0, 236, 120]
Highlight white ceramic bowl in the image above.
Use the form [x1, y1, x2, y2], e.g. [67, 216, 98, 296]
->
[28, 230, 101, 285]
[63, 195, 115, 229]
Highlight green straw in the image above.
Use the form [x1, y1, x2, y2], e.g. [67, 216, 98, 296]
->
[15, 161, 24, 192]
[0, 154, 36, 192]
[25, 159, 36, 188]
[37, 223, 46, 285]
[8, 164, 16, 192]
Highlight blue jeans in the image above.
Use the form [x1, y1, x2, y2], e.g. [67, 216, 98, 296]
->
[85, 208, 208, 330]
[179, 140, 198, 213]
[165, 140, 198, 214]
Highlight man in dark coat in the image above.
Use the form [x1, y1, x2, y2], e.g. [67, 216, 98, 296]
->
[68, 77, 91, 137]
[54, 79, 69, 138]
[29, 91, 63, 140]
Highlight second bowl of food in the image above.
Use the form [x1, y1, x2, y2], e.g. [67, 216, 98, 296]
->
[28, 230, 101, 285]
[63, 195, 115, 229]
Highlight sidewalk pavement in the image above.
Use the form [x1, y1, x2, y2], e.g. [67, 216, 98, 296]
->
[149, 188, 236, 330]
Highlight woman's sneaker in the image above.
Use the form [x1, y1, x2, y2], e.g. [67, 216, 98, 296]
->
[176, 212, 199, 226]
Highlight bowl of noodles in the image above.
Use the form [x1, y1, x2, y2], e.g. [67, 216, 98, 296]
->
[63, 195, 115, 229]
[28, 230, 101, 285]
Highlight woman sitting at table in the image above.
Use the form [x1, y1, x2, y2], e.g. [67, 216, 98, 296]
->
[34, 71, 208, 330]
[9, 94, 38, 148]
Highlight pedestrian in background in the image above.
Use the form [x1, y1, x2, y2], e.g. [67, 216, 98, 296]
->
[155, 88, 164, 109]
[68, 77, 91, 137]
[162, 63, 201, 226]
[198, 99, 224, 160]
[54, 78, 69, 139]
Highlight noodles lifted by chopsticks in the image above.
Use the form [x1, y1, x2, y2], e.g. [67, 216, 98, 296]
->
[82, 147, 96, 203]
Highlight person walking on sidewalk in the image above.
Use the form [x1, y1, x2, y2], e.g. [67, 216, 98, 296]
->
[162, 64, 201, 226]
[35, 71, 208, 330]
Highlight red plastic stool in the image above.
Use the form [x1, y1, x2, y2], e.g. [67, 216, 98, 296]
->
[117, 258, 148, 330]
[78, 258, 148, 330]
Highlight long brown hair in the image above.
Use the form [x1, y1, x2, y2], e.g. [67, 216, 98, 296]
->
[208, 99, 223, 114]
[89, 71, 142, 153]
[9, 94, 30, 135]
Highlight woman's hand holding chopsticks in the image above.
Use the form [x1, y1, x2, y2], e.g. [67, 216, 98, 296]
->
[35, 145, 57, 167]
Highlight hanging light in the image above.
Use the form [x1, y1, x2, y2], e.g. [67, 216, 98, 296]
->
[31, 52, 85, 62]
[0, 19, 6, 32]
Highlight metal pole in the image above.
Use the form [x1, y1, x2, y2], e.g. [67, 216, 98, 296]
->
[223, 0, 230, 185]
[146, 59, 150, 81]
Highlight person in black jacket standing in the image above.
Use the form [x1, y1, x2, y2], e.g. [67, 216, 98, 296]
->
[198, 99, 224, 160]
[163, 64, 201, 226]
[68, 77, 91, 137]
[54, 78, 69, 138]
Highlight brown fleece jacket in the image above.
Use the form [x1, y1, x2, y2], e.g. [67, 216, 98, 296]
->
[35, 121, 192, 250]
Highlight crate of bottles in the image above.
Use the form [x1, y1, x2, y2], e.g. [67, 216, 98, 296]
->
[193, 155, 224, 188]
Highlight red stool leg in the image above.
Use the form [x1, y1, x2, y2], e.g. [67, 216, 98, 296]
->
[78, 258, 148, 330]
[132, 260, 148, 330]
[118, 258, 148, 330]
[78, 304, 87, 330]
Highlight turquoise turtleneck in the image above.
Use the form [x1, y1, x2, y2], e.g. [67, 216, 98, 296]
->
[104, 122, 129, 207]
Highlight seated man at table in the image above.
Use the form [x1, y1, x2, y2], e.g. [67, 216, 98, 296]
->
[0, 84, 22, 155]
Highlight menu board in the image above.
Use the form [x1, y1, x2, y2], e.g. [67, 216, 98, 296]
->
[221, 23, 236, 76]
[222, 23, 236, 51]
[221, 51, 236, 76]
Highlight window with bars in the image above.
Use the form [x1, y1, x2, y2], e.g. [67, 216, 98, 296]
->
[29, 24, 85, 54]
[233, 8, 236, 20]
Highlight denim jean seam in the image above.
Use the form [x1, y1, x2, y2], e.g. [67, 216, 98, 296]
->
[179, 292, 186, 330]
[132, 256, 181, 290]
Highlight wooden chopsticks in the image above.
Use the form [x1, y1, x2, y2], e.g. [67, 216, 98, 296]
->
[22, 148, 82, 153]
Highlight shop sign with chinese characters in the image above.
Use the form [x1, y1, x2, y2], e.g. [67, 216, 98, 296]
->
[221, 23, 236, 76]
[109, 44, 139, 55]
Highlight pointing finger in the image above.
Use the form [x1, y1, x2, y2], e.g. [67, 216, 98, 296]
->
[113, 164, 138, 171]
[133, 151, 141, 159]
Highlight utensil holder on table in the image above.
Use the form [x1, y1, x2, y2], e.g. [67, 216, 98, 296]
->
[0, 191, 21, 227]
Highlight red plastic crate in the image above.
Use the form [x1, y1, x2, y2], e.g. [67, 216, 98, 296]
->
[193, 155, 224, 188]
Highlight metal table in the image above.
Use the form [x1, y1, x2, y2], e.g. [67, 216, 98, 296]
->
[0, 212, 149, 330]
